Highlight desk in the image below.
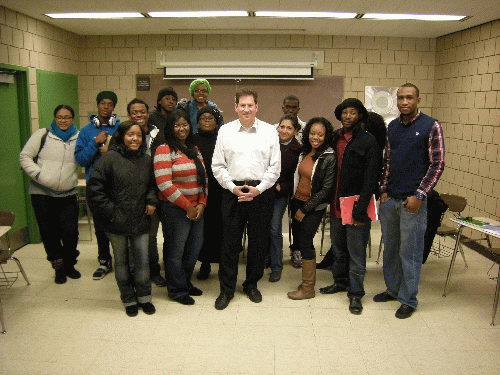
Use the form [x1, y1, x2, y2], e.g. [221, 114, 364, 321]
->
[443, 217, 500, 326]
[0, 226, 11, 238]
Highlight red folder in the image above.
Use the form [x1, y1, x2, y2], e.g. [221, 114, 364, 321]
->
[339, 194, 378, 225]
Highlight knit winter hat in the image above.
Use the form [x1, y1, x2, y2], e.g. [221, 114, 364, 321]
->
[157, 86, 178, 103]
[334, 98, 367, 122]
[189, 79, 211, 97]
[196, 105, 222, 124]
[96, 91, 118, 105]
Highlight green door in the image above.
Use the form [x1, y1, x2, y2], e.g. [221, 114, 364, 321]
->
[0, 71, 30, 233]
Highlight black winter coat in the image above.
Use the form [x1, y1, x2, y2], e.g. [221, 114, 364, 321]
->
[87, 146, 158, 235]
[334, 124, 380, 223]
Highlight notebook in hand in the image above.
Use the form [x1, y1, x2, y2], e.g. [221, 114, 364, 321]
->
[339, 194, 378, 225]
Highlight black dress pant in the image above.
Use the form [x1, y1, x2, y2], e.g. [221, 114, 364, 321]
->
[86, 185, 111, 263]
[219, 188, 274, 295]
[31, 194, 79, 264]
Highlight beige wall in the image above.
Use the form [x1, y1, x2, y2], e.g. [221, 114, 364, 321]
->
[0, 6, 82, 131]
[1, 5, 499, 225]
[434, 20, 500, 228]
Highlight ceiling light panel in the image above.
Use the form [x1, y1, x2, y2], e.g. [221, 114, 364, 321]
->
[148, 11, 248, 17]
[45, 13, 144, 19]
[363, 13, 466, 21]
[254, 11, 357, 18]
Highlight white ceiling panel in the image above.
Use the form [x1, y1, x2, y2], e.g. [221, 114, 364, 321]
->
[1, 0, 498, 37]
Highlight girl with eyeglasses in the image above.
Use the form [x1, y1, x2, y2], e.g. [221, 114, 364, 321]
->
[20, 105, 81, 284]
[177, 78, 224, 133]
[154, 110, 208, 305]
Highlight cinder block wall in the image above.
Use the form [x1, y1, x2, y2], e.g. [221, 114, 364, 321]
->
[434, 20, 500, 228]
[77, 34, 436, 126]
[0, 6, 82, 131]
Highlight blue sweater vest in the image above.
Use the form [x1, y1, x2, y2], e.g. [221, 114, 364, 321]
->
[386, 112, 436, 199]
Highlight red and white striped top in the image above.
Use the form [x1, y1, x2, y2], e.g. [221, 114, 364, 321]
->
[154, 144, 208, 210]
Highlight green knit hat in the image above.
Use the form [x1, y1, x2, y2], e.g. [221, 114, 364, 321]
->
[96, 91, 118, 106]
[189, 79, 211, 97]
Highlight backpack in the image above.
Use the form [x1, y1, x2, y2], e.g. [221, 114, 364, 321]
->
[33, 128, 49, 164]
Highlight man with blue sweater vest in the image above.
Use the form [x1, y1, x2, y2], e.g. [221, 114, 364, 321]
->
[374, 83, 445, 319]
[75, 91, 121, 280]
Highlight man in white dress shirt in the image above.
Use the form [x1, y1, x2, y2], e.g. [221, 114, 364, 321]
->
[212, 88, 281, 310]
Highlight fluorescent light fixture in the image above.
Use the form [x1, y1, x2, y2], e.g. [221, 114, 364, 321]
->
[363, 13, 466, 21]
[254, 11, 357, 19]
[148, 11, 248, 18]
[45, 13, 144, 19]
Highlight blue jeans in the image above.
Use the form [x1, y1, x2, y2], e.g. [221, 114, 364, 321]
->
[329, 216, 371, 299]
[159, 201, 204, 300]
[269, 196, 288, 273]
[107, 232, 151, 306]
[379, 197, 427, 309]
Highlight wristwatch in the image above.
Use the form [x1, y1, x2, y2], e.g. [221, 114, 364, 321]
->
[415, 192, 425, 201]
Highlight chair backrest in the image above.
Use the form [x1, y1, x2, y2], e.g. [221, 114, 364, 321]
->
[439, 194, 467, 214]
[0, 211, 15, 227]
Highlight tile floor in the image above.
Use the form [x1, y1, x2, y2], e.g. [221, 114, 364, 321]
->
[0, 221, 499, 375]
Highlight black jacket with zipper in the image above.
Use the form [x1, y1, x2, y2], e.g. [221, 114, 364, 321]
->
[87, 145, 158, 235]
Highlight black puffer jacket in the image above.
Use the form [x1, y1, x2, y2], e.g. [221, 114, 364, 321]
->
[293, 147, 337, 214]
[87, 145, 158, 235]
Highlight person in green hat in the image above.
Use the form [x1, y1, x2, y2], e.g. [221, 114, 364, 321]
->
[75, 90, 121, 281]
[177, 78, 223, 133]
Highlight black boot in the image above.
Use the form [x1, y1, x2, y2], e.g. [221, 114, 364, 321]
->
[51, 259, 67, 284]
[316, 249, 334, 270]
[197, 262, 211, 280]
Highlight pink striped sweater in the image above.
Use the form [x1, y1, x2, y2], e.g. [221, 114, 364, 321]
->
[154, 144, 208, 210]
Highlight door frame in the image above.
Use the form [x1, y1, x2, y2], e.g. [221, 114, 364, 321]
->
[0, 63, 37, 241]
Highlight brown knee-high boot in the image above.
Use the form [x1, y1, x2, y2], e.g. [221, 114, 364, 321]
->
[287, 259, 316, 300]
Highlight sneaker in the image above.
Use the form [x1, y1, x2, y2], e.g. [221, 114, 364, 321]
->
[151, 274, 167, 287]
[138, 302, 156, 315]
[55, 269, 67, 284]
[291, 250, 302, 268]
[93, 266, 110, 280]
[65, 266, 81, 279]
[125, 304, 139, 317]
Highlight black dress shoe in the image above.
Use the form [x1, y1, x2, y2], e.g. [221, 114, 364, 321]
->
[349, 298, 363, 315]
[268, 271, 281, 282]
[373, 291, 397, 302]
[319, 284, 348, 294]
[151, 274, 167, 287]
[189, 286, 203, 296]
[244, 287, 262, 303]
[173, 295, 195, 305]
[215, 293, 233, 310]
[395, 304, 415, 319]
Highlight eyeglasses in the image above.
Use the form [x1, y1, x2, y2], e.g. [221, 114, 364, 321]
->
[174, 123, 189, 129]
[199, 116, 215, 122]
[55, 116, 73, 121]
[194, 89, 208, 94]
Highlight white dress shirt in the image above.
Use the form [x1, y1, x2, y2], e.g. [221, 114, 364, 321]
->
[212, 118, 281, 193]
